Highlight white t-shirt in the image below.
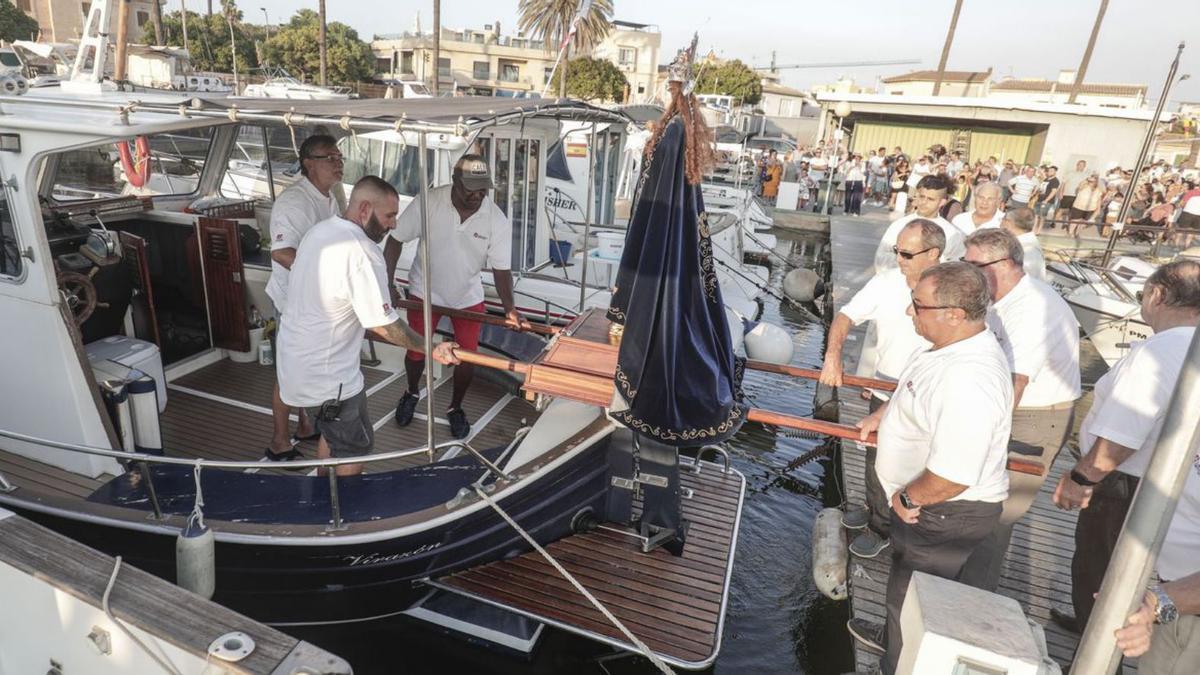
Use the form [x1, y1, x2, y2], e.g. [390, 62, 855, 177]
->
[840, 268, 931, 395]
[1017, 232, 1047, 282]
[946, 159, 964, 178]
[907, 162, 930, 188]
[277, 217, 399, 408]
[1009, 175, 1040, 204]
[986, 275, 1081, 408]
[875, 330, 1013, 503]
[1182, 194, 1200, 216]
[265, 176, 340, 312]
[874, 213, 965, 273]
[1077, 326, 1198, 581]
[950, 209, 1004, 236]
[390, 185, 513, 308]
[1061, 169, 1089, 197]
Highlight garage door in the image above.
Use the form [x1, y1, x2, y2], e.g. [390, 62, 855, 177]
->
[851, 122, 954, 159]
[969, 130, 1033, 165]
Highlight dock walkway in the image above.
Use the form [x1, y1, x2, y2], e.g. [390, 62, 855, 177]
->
[827, 213, 1115, 673]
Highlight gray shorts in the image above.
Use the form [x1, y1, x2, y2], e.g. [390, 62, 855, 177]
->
[305, 388, 373, 458]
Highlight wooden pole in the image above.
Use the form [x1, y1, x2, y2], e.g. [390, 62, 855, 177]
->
[391, 299, 559, 335]
[318, 0, 328, 86]
[180, 0, 190, 55]
[931, 0, 964, 97]
[114, 0, 130, 82]
[1068, 0, 1109, 105]
[431, 0, 440, 95]
[150, 0, 165, 45]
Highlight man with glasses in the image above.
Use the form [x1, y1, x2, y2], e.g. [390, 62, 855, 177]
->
[958, 229, 1080, 591]
[1050, 260, 1200, 636]
[821, 221, 943, 560]
[264, 134, 344, 463]
[850, 262, 1012, 673]
[950, 181, 1004, 235]
[874, 174, 964, 273]
[384, 155, 528, 440]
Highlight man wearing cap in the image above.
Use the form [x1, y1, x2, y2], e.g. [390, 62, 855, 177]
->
[383, 154, 528, 439]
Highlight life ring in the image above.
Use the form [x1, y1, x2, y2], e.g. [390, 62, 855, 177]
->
[118, 136, 152, 188]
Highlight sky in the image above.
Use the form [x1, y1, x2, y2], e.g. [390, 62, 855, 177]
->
[248, 0, 1200, 104]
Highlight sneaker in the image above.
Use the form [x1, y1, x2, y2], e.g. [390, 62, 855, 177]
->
[841, 505, 870, 530]
[1049, 606, 1081, 634]
[447, 408, 471, 439]
[394, 391, 419, 427]
[850, 530, 890, 558]
[847, 618, 885, 655]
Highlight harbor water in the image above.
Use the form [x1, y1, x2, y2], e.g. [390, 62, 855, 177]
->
[289, 229, 855, 674]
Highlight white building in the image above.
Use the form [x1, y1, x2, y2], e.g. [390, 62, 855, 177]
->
[16, 0, 163, 43]
[990, 70, 1147, 109]
[881, 69, 993, 98]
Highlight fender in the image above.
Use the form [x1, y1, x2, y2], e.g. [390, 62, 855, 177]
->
[118, 136, 152, 188]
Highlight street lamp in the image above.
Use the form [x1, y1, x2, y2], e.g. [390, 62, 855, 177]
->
[261, 7, 270, 39]
[822, 101, 852, 215]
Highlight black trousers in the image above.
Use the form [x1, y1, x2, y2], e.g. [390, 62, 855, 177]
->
[844, 180, 864, 214]
[865, 396, 891, 537]
[1071, 471, 1139, 628]
[883, 499, 1003, 675]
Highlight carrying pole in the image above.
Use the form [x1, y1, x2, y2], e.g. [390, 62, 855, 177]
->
[579, 122, 597, 312]
[1071, 320, 1200, 674]
[418, 131, 436, 462]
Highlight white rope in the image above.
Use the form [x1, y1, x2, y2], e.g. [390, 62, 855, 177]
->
[472, 485, 676, 675]
[188, 465, 205, 531]
[102, 557, 184, 675]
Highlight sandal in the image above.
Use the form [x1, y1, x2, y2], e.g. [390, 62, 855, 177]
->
[290, 430, 321, 443]
[262, 447, 305, 470]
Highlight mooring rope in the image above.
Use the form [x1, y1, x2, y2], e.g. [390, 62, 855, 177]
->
[102, 557, 183, 675]
[472, 485, 676, 675]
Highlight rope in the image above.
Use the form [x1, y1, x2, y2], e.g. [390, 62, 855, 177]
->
[472, 485, 676, 675]
[188, 465, 205, 531]
[102, 556, 184, 675]
[339, 115, 360, 153]
[283, 110, 299, 157]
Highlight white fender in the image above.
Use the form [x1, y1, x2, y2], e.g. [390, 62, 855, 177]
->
[813, 507, 849, 600]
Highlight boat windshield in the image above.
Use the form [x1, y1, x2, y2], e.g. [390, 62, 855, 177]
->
[49, 127, 216, 202]
[0, 51, 21, 68]
[341, 136, 437, 197]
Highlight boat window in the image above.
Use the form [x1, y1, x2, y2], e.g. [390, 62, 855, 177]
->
[50, 127, 215, 201]
[0, 183, 21, 278]
[546, 140, 571, 182]
[494, 138, 511, 217]
[512, 139, 540, 269]
[380, 143, 435, 197]
[0, 51, 21, 68]
[342, 137, 384, 188]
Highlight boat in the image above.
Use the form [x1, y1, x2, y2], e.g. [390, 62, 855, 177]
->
[1048, 252, 1157, 367]
[242, 68, 353, 100]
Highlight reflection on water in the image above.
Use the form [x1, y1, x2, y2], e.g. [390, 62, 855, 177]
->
[289, 231, 851, 674]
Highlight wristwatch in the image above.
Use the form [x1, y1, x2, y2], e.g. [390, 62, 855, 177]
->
[898, 488, 918, 510]
[1070, 469, 1100, 487]
[1150, 584, 1179, 624]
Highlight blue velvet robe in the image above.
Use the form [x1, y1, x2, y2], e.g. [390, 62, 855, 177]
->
[606, 115, 746, 446]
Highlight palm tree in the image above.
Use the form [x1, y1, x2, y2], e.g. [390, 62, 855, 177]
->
[318, 0, 327, 86]
[517, 0, 613, 97]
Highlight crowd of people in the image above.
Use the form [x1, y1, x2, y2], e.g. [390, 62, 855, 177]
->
[816, 170, 1200, 674]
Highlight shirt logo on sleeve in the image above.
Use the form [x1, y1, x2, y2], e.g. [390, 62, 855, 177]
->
[383, 303, 392, 314]
[906, 380, 915, 393]
[275, 233, 284, 241]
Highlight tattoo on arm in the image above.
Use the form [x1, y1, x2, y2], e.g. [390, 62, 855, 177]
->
[380, 320, 424, 352]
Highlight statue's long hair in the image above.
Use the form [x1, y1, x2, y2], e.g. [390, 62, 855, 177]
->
[644, 83, 715, 186]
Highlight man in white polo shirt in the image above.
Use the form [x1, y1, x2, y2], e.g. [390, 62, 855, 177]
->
[999, 206, 1047, 282]
[950, 181, 1004, 236]
[874, 175, 964, 273]
[1052, 259, 1200, 634]
[279, 177, 458, 477]
[264, 134, 342, 462]
[849, 262, 1012, 673]
[1007, 165, 1040, 209]
[959, 228, 1080, 591]
[821, 220, 942, 559]
[383, 155, 527, 439]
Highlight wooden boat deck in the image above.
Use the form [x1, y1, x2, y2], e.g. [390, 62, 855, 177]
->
[430, 458, 746, 670]
[0, 355, 539, 503]
[829, 216, 1132, 672]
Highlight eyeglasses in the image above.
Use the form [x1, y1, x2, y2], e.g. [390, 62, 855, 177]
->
[308, 153, 345, 164]
[961, 256, 1010, 268]
[910, 294, 955, 312]
[893, 245, 934, 260]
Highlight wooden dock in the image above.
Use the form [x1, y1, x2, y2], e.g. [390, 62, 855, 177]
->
[430, 456, 746, 670]
[827, 214, 1119, 672]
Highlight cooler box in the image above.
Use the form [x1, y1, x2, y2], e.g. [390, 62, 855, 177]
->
[85, 336, 167, 412]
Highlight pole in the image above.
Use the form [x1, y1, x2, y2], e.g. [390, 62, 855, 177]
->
[431, 0, 440, 95]
[417, 132, 436, 462]
[822, 115, 843, 215]
[1068, 0, 1110, 105]
[579, 122, 597, 312]
[226, 8, 239, 93]
[260, 7, 269, 67]
[151, 0, 165, 45]
[931, 0, 963, 96]
[1070, 320, 1200, 674]
[1099, 42, 1184, 267]
[318, 0, 327, 86]
[114, 0, 130, 82]
[180, 0, 190, 55]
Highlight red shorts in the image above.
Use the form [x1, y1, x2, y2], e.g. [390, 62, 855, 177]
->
[405, 297, 484, 362]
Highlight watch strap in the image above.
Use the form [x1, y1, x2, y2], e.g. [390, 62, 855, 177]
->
[1070, 469, 1100, 487]
[1151, 585, 1178, 624]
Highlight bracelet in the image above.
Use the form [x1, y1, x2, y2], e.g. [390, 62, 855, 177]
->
[1070, 468, 1100, 487]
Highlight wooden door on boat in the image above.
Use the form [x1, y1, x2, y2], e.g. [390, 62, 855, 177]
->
[197, 217, 249, 353]
[117, 231, 161, 346]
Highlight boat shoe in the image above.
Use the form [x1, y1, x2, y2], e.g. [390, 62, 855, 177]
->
[394, 391, 419, 427]
[447, 408, 471, 439]
[846, 618, 885, 655]
[841, 504, 870, 530]
[849, 530, 890, 558]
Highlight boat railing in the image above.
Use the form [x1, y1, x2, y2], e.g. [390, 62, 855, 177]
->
[0, 426, 525, 533]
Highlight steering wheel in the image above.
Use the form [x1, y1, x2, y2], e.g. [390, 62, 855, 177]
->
[57, 270, 98, 325]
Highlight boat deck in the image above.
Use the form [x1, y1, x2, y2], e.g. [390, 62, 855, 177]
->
[829, 215, 1133, 672]
[0, 354, 539, 503]
[430, 457, 746, 670]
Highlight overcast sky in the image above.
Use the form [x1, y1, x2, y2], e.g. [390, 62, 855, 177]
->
[248, 0, 1199, 104]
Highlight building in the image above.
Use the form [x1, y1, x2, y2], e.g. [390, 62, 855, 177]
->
[16, 0, 162, 44]
[372, 19, 660, 101]
[990, 70, 1147, 109]
[880, 69, 993, 97]
[811, 76, 872, 96]
[815, 93, 1157, 170]
[760, 82, 816, 118]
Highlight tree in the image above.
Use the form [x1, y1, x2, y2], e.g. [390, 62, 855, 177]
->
[0, 0, 39, 43]
[695, 59, 762, 105]
[517, 0, 613, 97]
[551, 56, 627, 102]
[148, 10, 259, 75]
[261, 9, 372, 85]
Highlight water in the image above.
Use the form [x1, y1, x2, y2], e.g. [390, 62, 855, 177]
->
[290, 230, 852, 674]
